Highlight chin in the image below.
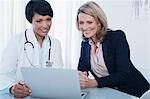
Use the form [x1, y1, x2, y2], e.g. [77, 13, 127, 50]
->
[42, 33, 48, 36]
[83, 33, 92, 38]
[84, 35, 92, 38]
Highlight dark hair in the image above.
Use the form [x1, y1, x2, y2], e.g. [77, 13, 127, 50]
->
[25, 0, 53, 23]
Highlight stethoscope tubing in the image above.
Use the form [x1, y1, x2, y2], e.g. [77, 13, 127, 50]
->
[24, 29, 51, 66]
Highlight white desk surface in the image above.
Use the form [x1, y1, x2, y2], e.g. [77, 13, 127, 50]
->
[0, 87, 139, 99]
[83, 87, 139, 99]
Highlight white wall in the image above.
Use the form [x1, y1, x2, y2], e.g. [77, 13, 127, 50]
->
[0, 1, 5, 58]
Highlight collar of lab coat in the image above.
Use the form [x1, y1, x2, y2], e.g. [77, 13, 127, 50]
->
[26, 28, 50, 47]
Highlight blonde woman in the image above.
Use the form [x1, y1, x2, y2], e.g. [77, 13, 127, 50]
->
[77, 1, 149, 97]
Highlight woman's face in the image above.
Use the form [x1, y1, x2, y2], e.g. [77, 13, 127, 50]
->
[32, 13, 52, 40]
[78, 12, 100, 39]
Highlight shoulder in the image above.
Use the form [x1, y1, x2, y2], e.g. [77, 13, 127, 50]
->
[2, 32, 24, 54]
[7, 32, 24, 45]
[80, 40, 91, 51]
[103, 29, 127, 42]
[49, 36, 61, 46]
[81, 40, 89, 46]
[107, 29, 126, 38]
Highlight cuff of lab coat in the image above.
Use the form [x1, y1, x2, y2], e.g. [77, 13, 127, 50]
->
[0, 85, 13, 94]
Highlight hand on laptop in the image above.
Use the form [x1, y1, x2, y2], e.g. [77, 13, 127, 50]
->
[79, 71, 98, 89]
[10, 81, 32, 98]
[79, 71, 88, 81]
[79, 71, 89, 89]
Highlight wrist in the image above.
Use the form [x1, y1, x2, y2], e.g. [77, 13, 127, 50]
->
[88, 79, 98, 87]
[9, 86, 14, 94]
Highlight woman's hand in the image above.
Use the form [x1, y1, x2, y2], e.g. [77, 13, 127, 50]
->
[79, 71, 89, 88]
[79, 71, 88, 81]
[10, 81, 32, 98]
[79, 71, 98, 89]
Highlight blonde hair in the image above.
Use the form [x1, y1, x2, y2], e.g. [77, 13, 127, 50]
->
[76, 1, 108, 42]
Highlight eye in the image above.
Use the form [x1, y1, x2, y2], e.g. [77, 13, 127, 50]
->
[36, 19, 42, 23]
[46, 18, 51, 22]
[87, 21, 93, 24]
[79, 21, 84, 25]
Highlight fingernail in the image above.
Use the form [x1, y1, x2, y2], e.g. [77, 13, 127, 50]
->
[29, 89, 32, 92]
[19, 81, 25, 85]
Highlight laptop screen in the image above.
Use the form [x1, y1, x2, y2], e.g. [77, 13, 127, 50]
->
[21, 67, 86, 99]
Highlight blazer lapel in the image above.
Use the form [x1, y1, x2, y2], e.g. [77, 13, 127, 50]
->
[102, 41, 112, 74]
[85, 41, 91, 70]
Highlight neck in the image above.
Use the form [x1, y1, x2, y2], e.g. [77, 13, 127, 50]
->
[34, 33, 44, 48]
[91, 36, 98, 44]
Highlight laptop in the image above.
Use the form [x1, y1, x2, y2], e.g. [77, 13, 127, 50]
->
[21, 67, 88, 99]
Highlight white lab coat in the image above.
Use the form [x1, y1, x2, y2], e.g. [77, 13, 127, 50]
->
[0, 28, 63, 91]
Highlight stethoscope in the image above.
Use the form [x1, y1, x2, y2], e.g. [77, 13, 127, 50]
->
[24, 29, 53, 67]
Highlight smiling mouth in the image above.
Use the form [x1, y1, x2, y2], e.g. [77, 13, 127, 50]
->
[41, 29, 49, 33]
[83, 31, 90, 34]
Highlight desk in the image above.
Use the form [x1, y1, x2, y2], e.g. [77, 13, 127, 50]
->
[0, 87, 139, 99]
[83, 87, 139, 99]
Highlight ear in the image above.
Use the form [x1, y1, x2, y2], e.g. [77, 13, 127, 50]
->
[98, 23, 101, 28]
[97, 22, 101, 26]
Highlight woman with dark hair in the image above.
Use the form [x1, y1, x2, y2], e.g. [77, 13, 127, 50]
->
[76, 1, 149, 97]
[0, 0, 63, 98]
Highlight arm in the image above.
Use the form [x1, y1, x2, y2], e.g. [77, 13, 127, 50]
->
[0, 34, 32, 97]
[0, 36, 19, 93]
[78, 41, 99, 88]
[78, 41, 90, 72]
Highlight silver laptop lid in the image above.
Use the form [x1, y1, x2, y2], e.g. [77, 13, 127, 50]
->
[21, 67, 82, 99]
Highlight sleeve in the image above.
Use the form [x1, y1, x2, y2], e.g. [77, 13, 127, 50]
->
[78, 41, 89, 72]
[0, 86, 12, 94]
[0, 36, 19, 93]
[95, 30, 131, 87]
[52, 39, 64, 68]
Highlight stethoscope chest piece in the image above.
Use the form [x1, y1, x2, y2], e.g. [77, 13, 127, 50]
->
[46, 60, 53, 67]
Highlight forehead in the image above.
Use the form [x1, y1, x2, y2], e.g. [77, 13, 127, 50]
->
[32, 13, 51, 20]
[78, 13, 95, 21]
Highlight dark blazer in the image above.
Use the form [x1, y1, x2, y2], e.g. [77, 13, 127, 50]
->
[78, 30, 149, 97]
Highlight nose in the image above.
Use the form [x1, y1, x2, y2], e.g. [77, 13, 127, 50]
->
[42, 21, 49, 28]
[81, 24, 88, 31]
